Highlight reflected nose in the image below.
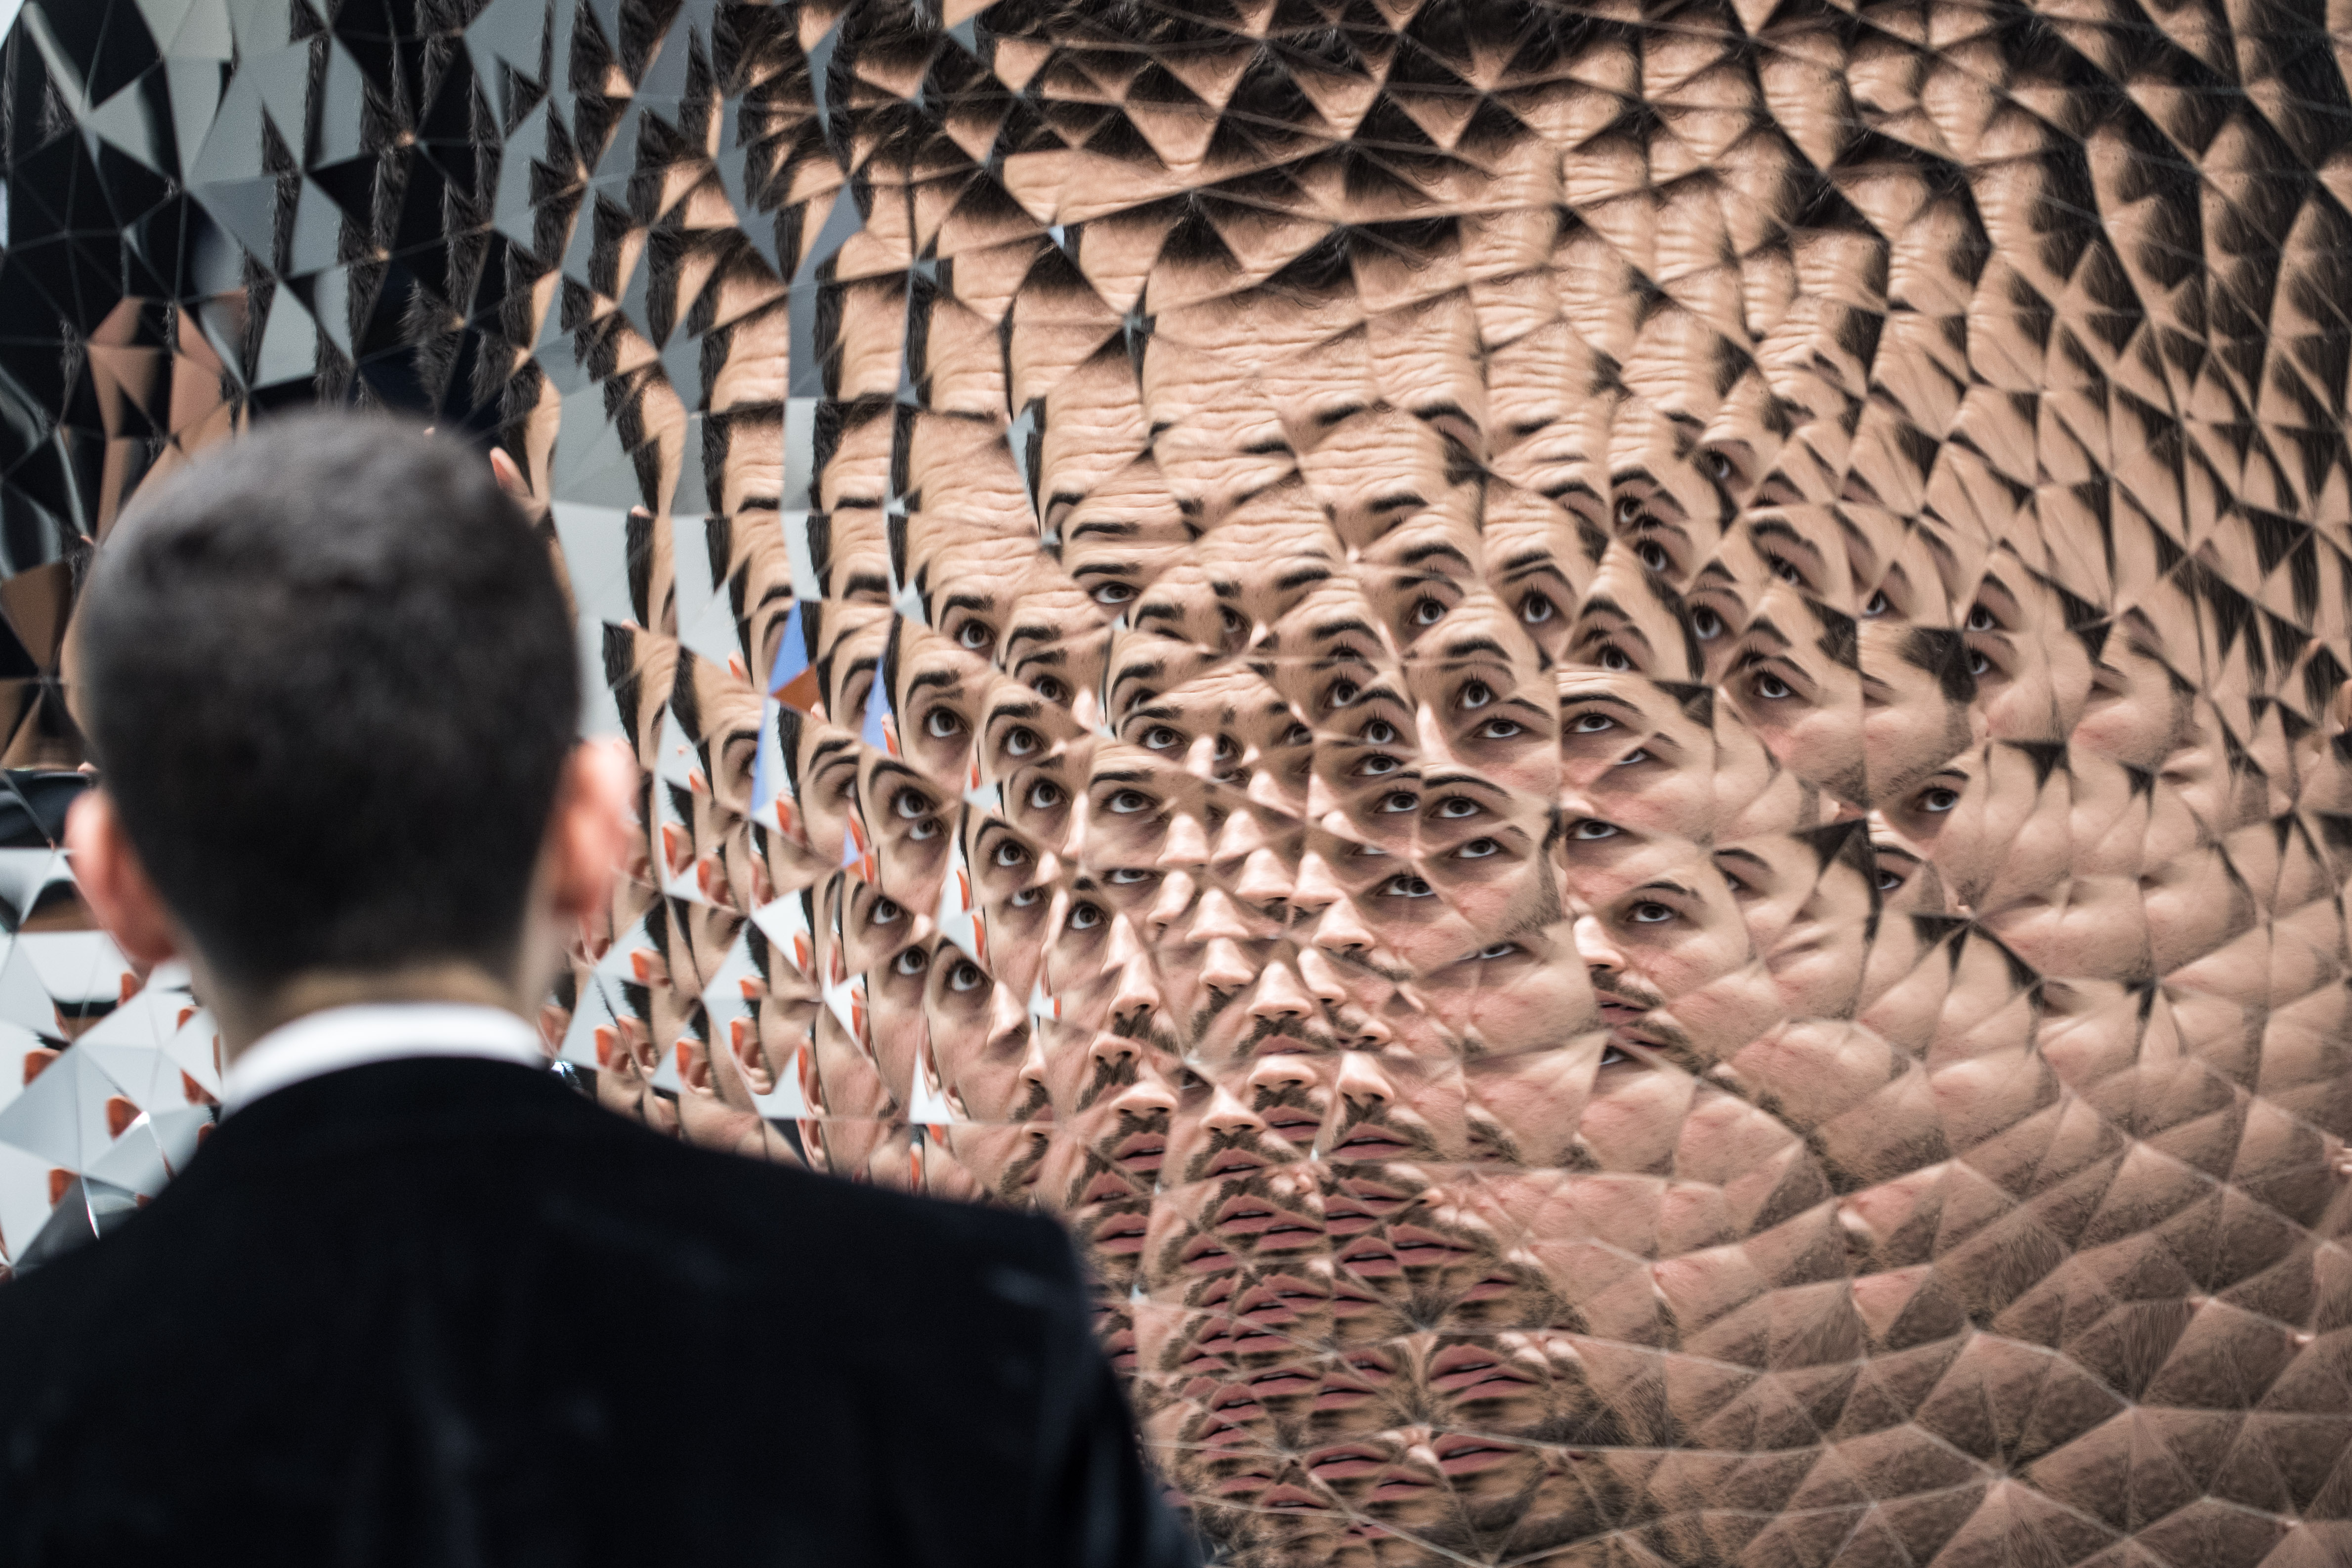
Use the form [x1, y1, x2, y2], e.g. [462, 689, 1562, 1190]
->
[1310, 890, 1378, 963]
[1201, 1080, 1264, 1138]
[989, 980, 1030, 1056]
[1572, 912, 1623, 976]
[1333, 1050, 1394, 1110]
[1232, 845, 1294, 910]
[1247, 958, 1315, 1024]
[1291, 848, 1342, 916]
[1158, 809, 1212, 873]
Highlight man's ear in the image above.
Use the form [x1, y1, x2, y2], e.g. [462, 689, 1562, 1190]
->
[727, 1015, 777, 1095]
[546, 739, 636, 926]
[675, 1036, 714, 1097]
[64, 791, 179, 966]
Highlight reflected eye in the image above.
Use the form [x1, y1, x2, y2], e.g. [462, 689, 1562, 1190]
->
[1360, 719, 1399, 744]
[1614, 496, 1641, 525]
[1966, 648, 1991, 676]
[1628, 901, 1675, 924]
[1597, 645, 1633, 672]
[1067, 901, 1104, 931]
[893, 947, 929, 977]
[1031, 676, 1069, 703]
[1754, 674, 1792, 700]
[1614, 747, 1648, 764]
[1026, 779, 1066, 810]
[1476, 942, 1519, 960]
[908, 816, 942, 841]
[1966, 603, 1996, 632]
[1142, 725, 1184, 751]
[1107, 789, 1155, 814]
[1279, 723, 1312, 747]
[924, 708, 966, 739]
[894, 788, 935, 819]
[1767, 556, 1804, 586]
[1704, 451, 1733, 481]
[1411, 598, 1445, 627]
[1874, 868, 1904, 891]
[1009, 884, 1042, 907]
[1380, 792, 1419, 813]
[1635, 540, 1669, 572]
[1356, 754, 1403, 776]
[872, 897, 905, 926]
[1106, 866, 1156, 885]
[1597, 1044, 1632, 1067]
[1690, 607, 1725, 640]
[1327, 680, 1361, 710]
[1477, 718, 1524, 740]
[1459, 681, 1494, 710]
[1519, 594, 1555, 626]
[1219, 606, 1244, 634]
[1455, 838, 1500, 859]
[948, 960, 986, 993]
[1379, 875, 1434, 898]
[955, 621, 994, 652]
[992, 840, 1030, 869]
[1212, 734, 1239, 763]
[1917, 786, 1961, 813]
[1571, 818, 1618, 840]
[1004, 725, 1042, 758]
[1571, 713, 1614, 733]
[1861, 591, 1890, 618]
[1092, 582, 1137, 606]
[1433, 798, 1480, 819]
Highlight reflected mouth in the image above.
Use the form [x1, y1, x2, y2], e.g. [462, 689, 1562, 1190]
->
[1111, 1130, 1166, 1172]
[1204, 1144, 1267, 1178]
[1434, 1440, 1524, 1476]
[1089, 1209, 1150, 1253]
[1331, 1125, 1413, 1159]
[1386, 1226, 1473, 1267]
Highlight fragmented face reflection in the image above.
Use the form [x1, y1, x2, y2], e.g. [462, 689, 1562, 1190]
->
[13, 0, 2352, 1562]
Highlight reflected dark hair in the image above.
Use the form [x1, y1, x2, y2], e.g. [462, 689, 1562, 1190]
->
[76, 414, 579, 993]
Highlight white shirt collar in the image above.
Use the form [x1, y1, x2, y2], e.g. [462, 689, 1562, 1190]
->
[221, 1003, 547, 1115]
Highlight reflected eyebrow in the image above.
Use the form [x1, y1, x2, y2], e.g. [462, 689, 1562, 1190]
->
[1440, 636, 1512, 661]
[1071, 562, 1134, 579]
[1748, 519, 1824, 560]
[1712, 848, 1769, 870]
[755, 583, 792, 608]
[1632, 880, 1698, 898]
[1396, 541, 1472, 568]
[1277, 565, 1334, 591]
[1559, 691, 1642, 715]
[1006, 624, 1060, 652]
[808, 737, 856, 766]
[939, 593, 994, 616]
[1091, 768, 1153, 785]
[1313, 617, 1377, 642]
[1498, 549, 1558, 574]
[1421, 771, 1507, 797]
[841, 572, 891, 597]
[988, 701, 1042, 722]
[905, 669, 961, 698]
[1071, 520, 1138, 540]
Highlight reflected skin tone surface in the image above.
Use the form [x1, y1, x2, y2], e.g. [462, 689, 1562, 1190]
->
[342, 15, 2352, 1564]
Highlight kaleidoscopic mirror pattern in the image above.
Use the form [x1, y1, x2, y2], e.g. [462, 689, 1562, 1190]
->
[6, 0, 2352, 1563]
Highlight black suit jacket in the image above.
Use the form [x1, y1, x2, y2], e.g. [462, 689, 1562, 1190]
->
[0, 1058, 1197, 1568]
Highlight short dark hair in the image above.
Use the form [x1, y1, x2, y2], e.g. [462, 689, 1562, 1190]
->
[75, 415, 579, 992]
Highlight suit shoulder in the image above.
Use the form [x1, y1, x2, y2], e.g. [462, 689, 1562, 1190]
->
[601, 1126, 1077, 1283]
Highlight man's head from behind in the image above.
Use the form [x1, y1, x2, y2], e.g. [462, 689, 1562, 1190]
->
[67, 415, 630, 1041]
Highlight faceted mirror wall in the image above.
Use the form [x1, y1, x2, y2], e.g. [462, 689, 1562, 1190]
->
[4, 0, 2352, 1564]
